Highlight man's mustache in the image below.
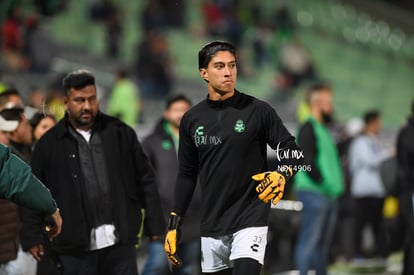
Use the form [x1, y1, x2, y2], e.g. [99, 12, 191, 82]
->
[80, 110, 93, 115]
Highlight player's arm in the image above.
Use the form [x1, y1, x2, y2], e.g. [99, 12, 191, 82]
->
[264, 106, 304, 170]
[172, 114, 199, 217]
[165, 115, 199, 266]
[252, 107, 304, 204]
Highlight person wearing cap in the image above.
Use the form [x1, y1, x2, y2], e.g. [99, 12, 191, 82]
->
[0, 143, 62, 274]
[0, 88, 39, 121]
[0, 111, 19, 132]
[0, 112, 18, 144]
[0, 107, 33, 162]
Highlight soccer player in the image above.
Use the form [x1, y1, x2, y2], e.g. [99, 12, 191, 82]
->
[164, 41, 303, 275]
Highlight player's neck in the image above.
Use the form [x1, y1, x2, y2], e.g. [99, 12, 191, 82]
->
[208, 89, 235, 101]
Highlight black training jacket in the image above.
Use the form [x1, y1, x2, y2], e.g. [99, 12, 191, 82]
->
[173, 90, 301, 237]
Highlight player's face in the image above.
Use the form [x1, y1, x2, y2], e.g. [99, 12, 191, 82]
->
[200, 50, 237, 96]
[164, 100, 191, 129]
[64, 85, 99, 131]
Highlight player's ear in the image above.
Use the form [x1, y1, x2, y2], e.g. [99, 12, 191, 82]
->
[199, 68, 208, 83]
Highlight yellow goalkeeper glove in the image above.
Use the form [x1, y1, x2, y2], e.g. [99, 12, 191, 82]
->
[164, 212, 182, 267]
[252, 166, 293, 205]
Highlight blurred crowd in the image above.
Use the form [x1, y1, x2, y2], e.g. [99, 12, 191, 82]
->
[265, 84, 413, 275]
[0, 1, 413, 275]
[1, 0, 318, 99]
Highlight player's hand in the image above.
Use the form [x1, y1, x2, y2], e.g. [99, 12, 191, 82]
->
[164, 212, 183, 267]
[252, 167, 292, 205]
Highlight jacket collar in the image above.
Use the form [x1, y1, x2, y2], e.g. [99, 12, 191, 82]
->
[56, 112, 104, 139]
[206, 90, 240, 108]
[153, 118, 172, 139]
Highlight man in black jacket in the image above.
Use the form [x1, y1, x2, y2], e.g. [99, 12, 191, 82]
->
[21, 69, 164, 275]
[141, 94, 201, 275]
[396, 99, 414, 275]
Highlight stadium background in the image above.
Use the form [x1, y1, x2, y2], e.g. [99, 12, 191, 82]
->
[0, 0, 413, 274]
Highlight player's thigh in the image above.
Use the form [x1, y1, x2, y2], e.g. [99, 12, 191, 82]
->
[230, 226, 268, 265]
[201, 236, 232, 273]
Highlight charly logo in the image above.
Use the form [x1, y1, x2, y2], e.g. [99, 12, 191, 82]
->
[195, 126, 204, 136]
[250, 244, 259, 252]
[234, 119, 245, 133]
[194, 125, 207, 147]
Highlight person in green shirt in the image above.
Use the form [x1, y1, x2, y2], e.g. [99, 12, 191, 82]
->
[0, 143, 62, 238]
[106, 69, 140, 127]
[294, 83, 344, 275]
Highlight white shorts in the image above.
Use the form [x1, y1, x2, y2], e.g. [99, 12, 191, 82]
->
[201, 226, 268, 273]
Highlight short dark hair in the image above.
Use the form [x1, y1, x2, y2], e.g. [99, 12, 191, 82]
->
[62, 69, 95, 96]
[306, 82, 332, 104]
[165, 94, 192, 110]
[198, 41, 236, 69]
[30, 112, 56, 129]
[116, 69, 128, 79]
[363, 109, 380, 125]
